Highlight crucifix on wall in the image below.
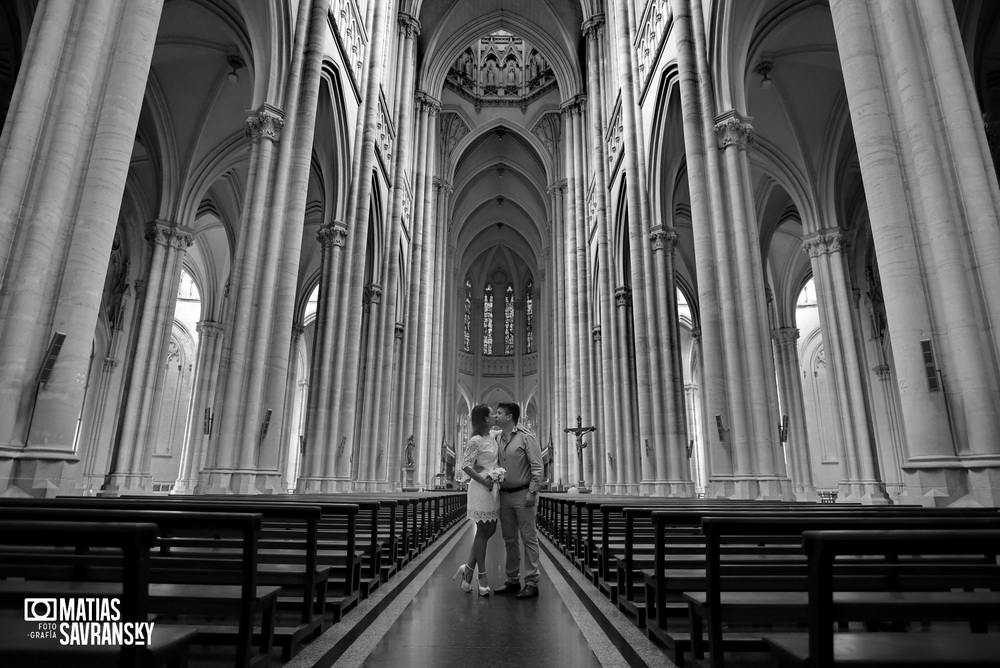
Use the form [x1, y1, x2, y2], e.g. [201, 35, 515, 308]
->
[564, 415, 596, 489]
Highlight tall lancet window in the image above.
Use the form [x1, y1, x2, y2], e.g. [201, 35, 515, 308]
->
[525, 279, 534, 353]
[483, 283, 494, 355]
[463, 278, 472, 352]
[504, 284, 515, 355]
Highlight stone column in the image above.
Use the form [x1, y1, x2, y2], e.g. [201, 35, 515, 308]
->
[771, 327, 819, 501]
[615, 286, 639, 491]
[0, 0, 164, 496]
[172, 320, 224, 494]
[548, 182, 569, 484]
[672, 0, 733, 497]
[298, 222, 347, 491]
[321, 0, 392, 491]
[649, 226, 694, 496]
[803, 230, 888, 503]
[107, 224, 192, 493]
[611, 0, 658, 492]
[831, 0, 1000, 505]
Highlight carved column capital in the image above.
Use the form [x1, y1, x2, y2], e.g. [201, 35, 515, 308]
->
[196, 320, 225, 338]
[317, 222, 348, 248]
[615, 286, 632, 307]
[771, 327, 799, 345]
[397, 12, 420, 38]
[363, 283, 383, 304]
[291, 322, 305, 340]
[649, 225, 679, 253]
[582, 14, 606, 41]
[546, 180, 568, 196]
[802, 229, 849, 258]
[592, 325, 602, 342]
[245, 103, 284, 143]
[395, 322, 405, 339]
[560, 95, 587, 117]
[872, 364, 892, 381]
[432, 177, 453, 194]
[690, 327, 702, 342]
[714, 110, 755, 151]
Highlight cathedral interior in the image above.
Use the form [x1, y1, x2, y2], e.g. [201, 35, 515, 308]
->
[2, 0, 1000, 509]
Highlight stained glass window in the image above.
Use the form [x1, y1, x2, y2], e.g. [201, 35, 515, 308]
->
[483, 284, 493, 355]
[463, 278, 472, 351]
[526, 280, 533, 353]
[504, 284, 514, 355]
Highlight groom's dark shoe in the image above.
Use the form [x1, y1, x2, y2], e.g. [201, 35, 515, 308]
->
[515, 584, 539, 599]
[493, 581, 521, 595]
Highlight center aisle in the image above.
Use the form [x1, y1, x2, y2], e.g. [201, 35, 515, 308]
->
[362, 522, 601, 667]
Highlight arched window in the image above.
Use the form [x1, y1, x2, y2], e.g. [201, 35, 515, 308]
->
[463, 278, 472, 352]
[504, 284, 514, 355]
[483, 283, 494, 355]
[525, 279, 534, 353]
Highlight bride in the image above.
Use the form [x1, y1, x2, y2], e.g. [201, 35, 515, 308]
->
[453, 404, 502, 595]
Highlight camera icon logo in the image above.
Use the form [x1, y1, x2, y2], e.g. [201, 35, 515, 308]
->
[24, 598, 58, 622]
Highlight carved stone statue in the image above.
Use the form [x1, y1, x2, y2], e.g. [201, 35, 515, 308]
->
[403, 435, 415, 468]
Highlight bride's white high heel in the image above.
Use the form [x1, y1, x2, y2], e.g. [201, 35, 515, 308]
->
[477, 580, 491, 596]
[452, 564, 473, 593]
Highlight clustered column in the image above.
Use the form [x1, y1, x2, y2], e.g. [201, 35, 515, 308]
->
[830, 0, 1000, 505]
[173, 320, 225, 494]
[803, 230, 887, 503]
[0, 0, 164, 496]
[108, 224, 192, 493]
[770, 327, 818, 501]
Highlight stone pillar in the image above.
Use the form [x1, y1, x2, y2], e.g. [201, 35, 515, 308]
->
[172, 320, 224, 494]
[610, 0, 658, 493]
[0, 0, 164, 496]
[107, 224, 192, 493]
[615, 286, 640, 491]
[830, 0, 1000, 505]
[298, 222, 348, 491]
[803, 230, 888, 503]
[672, 0, 734, 498]
[649, 226, 694, 496]
[548, 182, 569, 485]
[771, 327, 819, 501]
[318, 0, 392, 491]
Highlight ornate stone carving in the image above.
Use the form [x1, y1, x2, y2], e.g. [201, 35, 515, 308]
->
[196, 320, 225, 338]
[649, 225, 679, 253]
[395, 322, 405, 339]
[432, 177, 454, 194]
[103, 357, 119, 372]
[615, 286, 632, 307]
[363, 283, 382, 305]
[546, 181, 567, 196]
[245, 104, 284, 144]
[771, 327, 799, 345]
[397, 12, 420, 38]
[583, 14, 606, 41]
[606, 103, 624, 169]
[445, 31, 557, 107]
[872, 364, 891, 381]
[376, 95, 395, 168]
[531, 111, 561, 159]
[635, 1, 672, 86]
[317, 222, 348, 249]
[592, 325, 602, 343]
[802, 230, 849, 258]
[439, 112, 469, 158]
[714, 110, 754, 151]
[331, 0, 367, 86]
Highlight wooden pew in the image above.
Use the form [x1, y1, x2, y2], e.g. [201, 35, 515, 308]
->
[0, 506, 275, 668]
[764, 529, 1000, 668]
[686, 514, 1000, 668]
[0, 519, 198, 668]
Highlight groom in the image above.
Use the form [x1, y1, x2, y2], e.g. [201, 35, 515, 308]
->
[492, 401, 544, 598]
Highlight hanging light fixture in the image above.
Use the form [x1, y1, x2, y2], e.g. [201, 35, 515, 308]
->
[227, 54, 246, 83]
[754, 58, 773, 89]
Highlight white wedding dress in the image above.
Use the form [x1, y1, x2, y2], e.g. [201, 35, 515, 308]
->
[463, 434, 500, 522]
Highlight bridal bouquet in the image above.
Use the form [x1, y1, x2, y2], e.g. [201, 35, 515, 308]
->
[485, 467, 506, 484]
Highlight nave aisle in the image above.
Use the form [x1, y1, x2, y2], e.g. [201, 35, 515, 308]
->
[286, 522, 674, 667]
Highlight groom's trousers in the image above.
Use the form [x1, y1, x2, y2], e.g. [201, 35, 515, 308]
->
[499, 488, 540, 585]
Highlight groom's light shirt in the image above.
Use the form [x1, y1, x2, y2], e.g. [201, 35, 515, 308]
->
[497, 425, 543, 493]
